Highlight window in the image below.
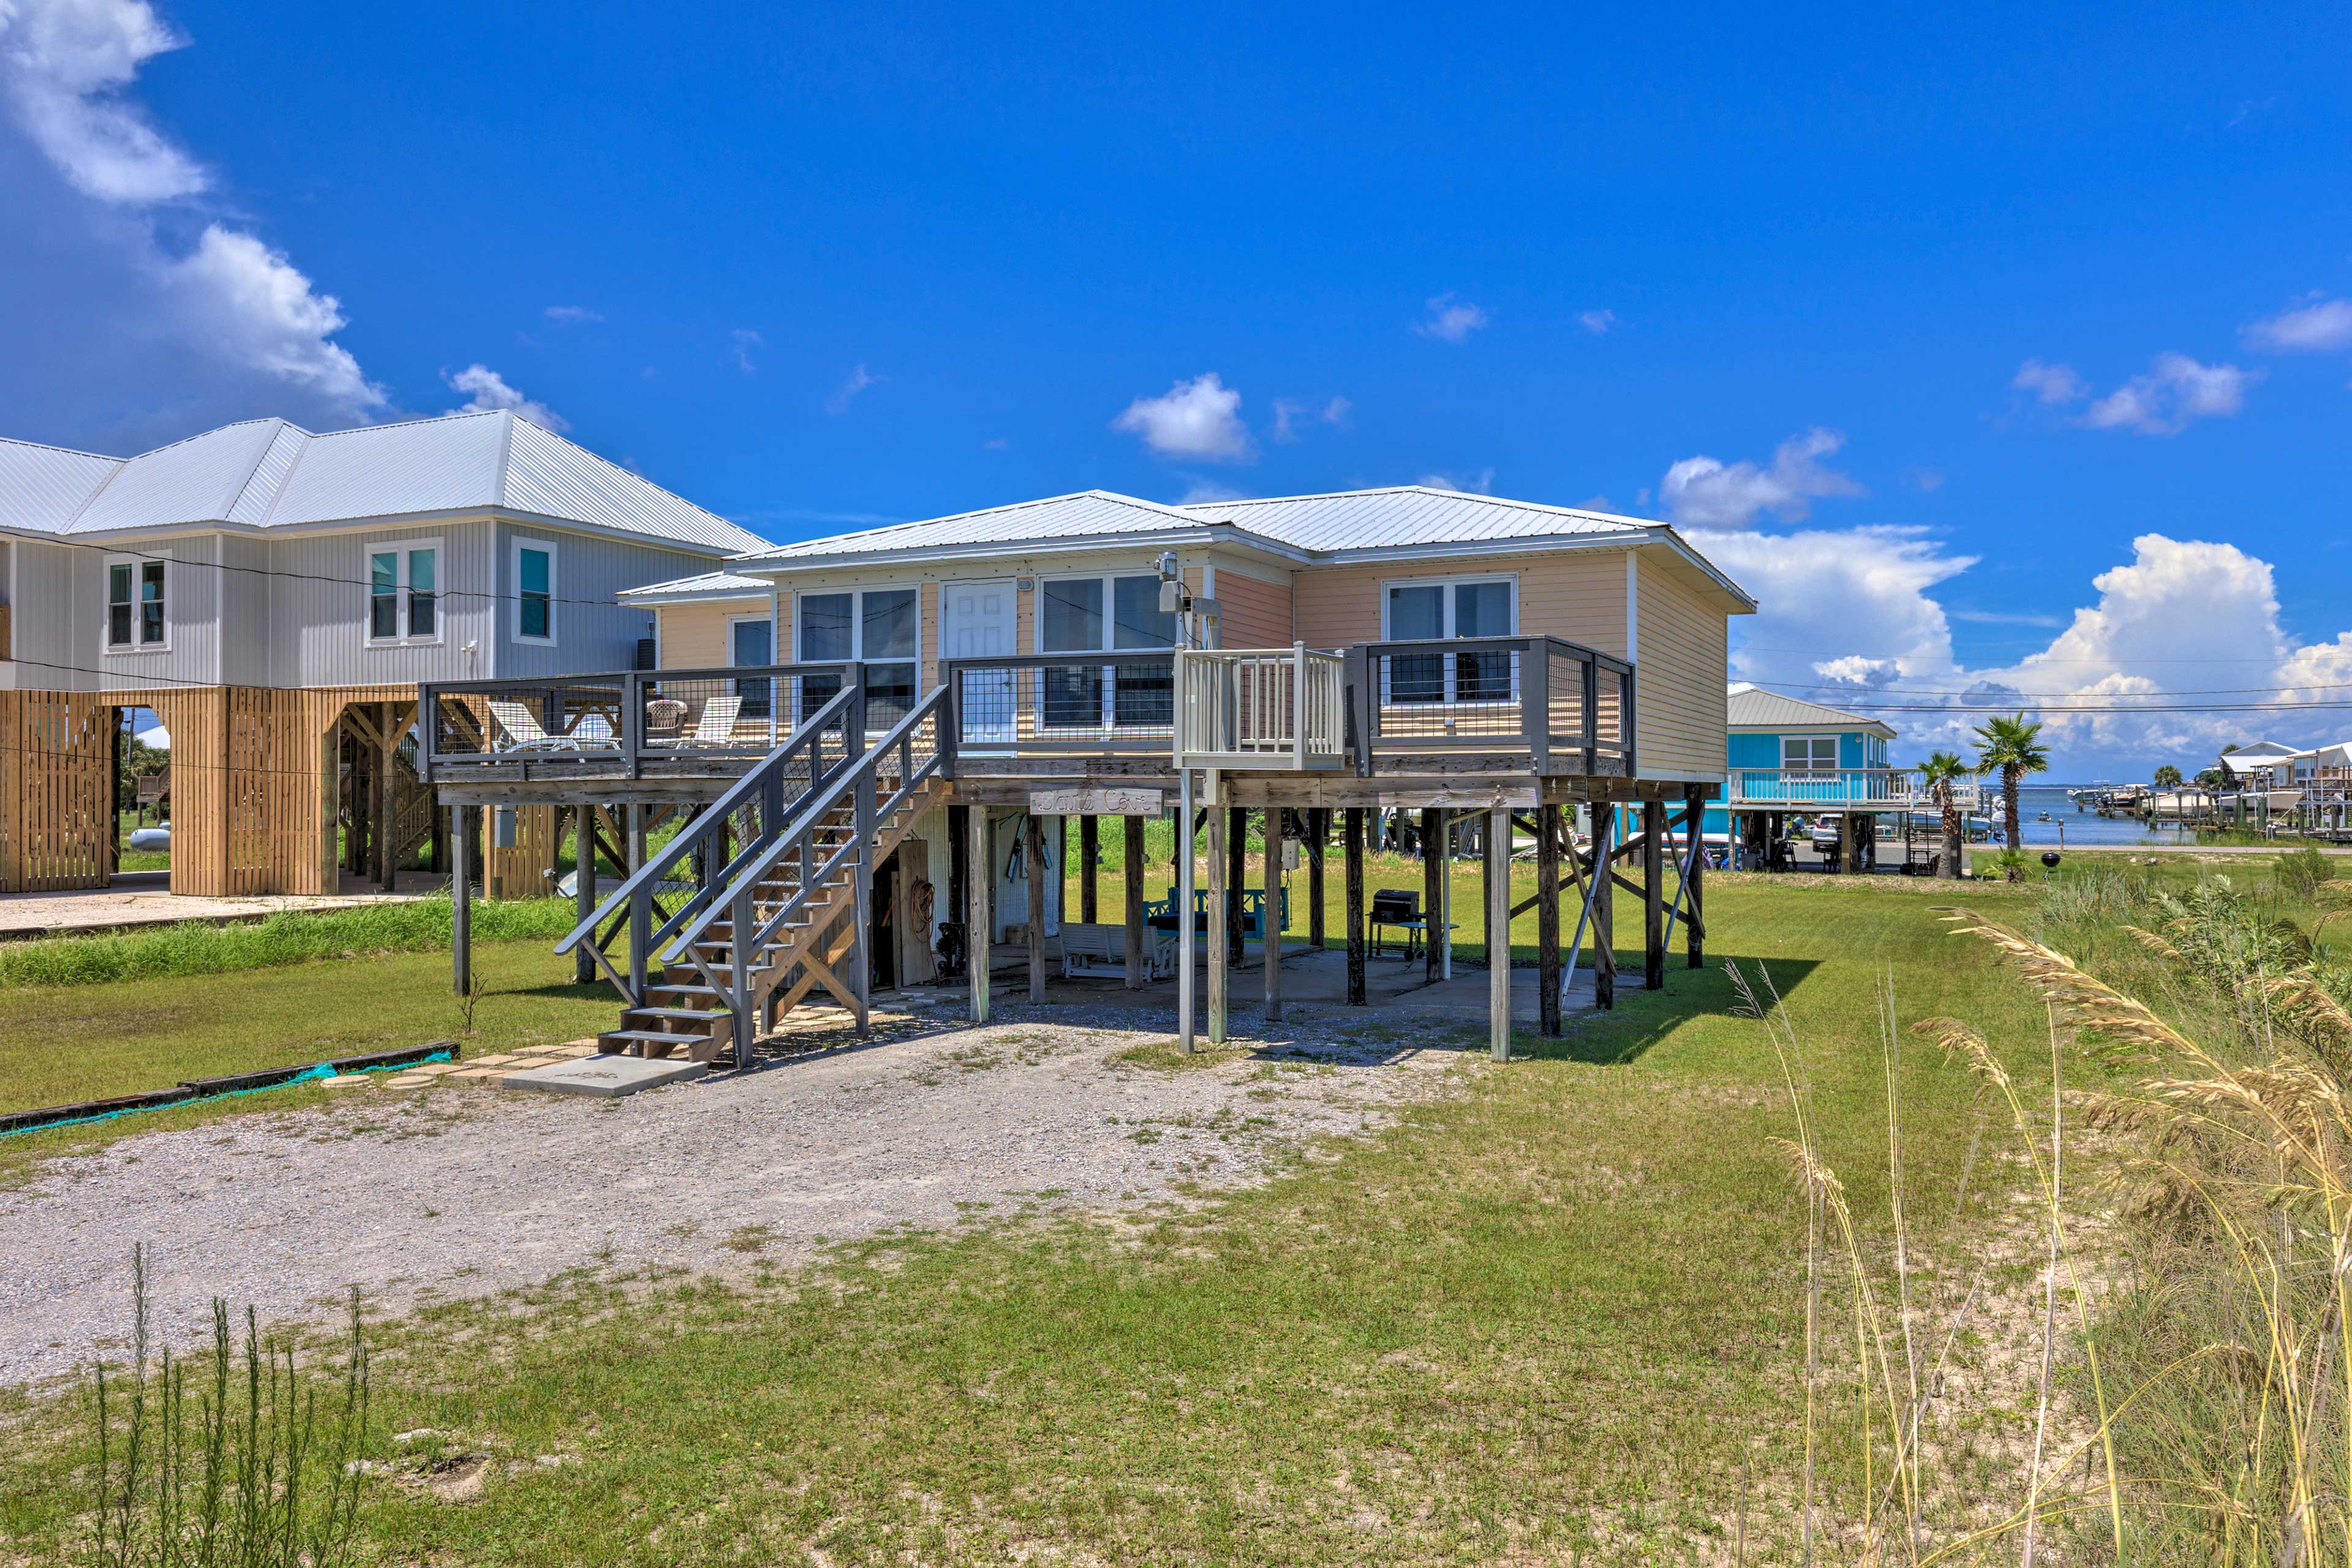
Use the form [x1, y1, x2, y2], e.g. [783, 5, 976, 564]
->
[1381, 576, 1516, 703]
[105, 557, 166, 652]
[730, 616, 774, 717]
[1784, 736, 1839, 774]
[513, 539, 556, 643]
[796, 587, 921, 729]
[1039, 573, 1175, 731]
[368, 543, 439, 643]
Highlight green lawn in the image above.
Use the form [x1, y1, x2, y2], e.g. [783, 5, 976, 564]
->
[1, 864, 2100, 1562]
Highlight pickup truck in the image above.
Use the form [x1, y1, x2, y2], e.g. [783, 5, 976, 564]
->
[1809, 813, 1875, 867]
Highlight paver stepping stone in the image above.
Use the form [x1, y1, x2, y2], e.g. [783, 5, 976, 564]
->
[321, 1074, 371, 1087]
[382, 1074, 434, 1088]
[499, 1055, 709, 1098]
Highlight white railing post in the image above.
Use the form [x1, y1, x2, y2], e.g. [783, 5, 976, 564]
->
[1292, 643, 1307, 771]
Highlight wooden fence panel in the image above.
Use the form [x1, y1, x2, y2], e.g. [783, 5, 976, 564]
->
[0, 691, 118, 893]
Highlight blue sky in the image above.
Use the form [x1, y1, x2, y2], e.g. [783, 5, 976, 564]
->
[5, 1, 2351, 776]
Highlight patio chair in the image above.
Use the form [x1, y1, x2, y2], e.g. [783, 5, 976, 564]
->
[486, 700, 570, 753]
[568, 712, 620, 749]
[687, 694, 743, 744]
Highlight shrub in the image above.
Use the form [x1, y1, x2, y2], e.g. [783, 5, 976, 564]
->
[2274, 846, 2333, 903]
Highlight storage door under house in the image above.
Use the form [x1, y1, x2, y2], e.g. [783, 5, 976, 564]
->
[0, 691, 119, 892]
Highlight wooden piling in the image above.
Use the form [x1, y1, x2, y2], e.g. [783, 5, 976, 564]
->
[574, 802, 597, 985]
[1643, 797, 1665, 992]
[1264, 803, 1284, 1023]
[451, 804, 472, 998]
[1344, 805, 1367, 1006]
[1123, 814, 1145, 989]
[967, 804, 990, 1023]
[1684, 785, 1706, 969]
[1488, 802, 1510, 1061]
[1226, 805, 1246, 963]
[1422, 807, 1444, 986]
[1537, 802, 1562, 1037]
[1306, 808, 1327, 948]
[1080, 815, 1098, 925]
[1026, 813, 1046, 1005]
[1207, 778, 1228, 1044]
[1593, 826, 1616, 1010]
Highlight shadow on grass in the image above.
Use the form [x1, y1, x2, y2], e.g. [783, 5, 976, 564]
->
[1520, 951, 1821, 1068]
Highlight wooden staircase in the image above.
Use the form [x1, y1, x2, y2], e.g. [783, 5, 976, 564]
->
[598, 774, 943, 1060]
[555, 678, 954, 1072]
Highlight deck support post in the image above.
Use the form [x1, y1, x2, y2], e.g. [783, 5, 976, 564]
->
[1264, 802, 1284, 1023]
[965, 804, 990, 1024]
[1421, 807, 1443, 986]
[1123, 815, 1145, 989]
[451, 804, 472, 998]
[1225, 806, 1246, 964]
[1537, 802, 1562, 1038]
[574, 802, 598, 985]
[1179, 778, 1197, 1049]
[1643, 798, 1665, 992]
[1837, 812, 1860, 875]
[1306, 809, 1327, 948]
[1026, 812, 1046, 1005]
[1080, 815, 1098, 925]
[1344, 806, 1366, 1006]
[1684, 785, 1706, 969]
[1207, 772, 1227, 1045]
[627, 802, 649, 1000]
[1593, 825, 1616, 1011]
[852, 767, 875, 1036]
[730, 881, 755, 1068]
[374, 701, 396, 891]
[1488, 802, 1511, 1061]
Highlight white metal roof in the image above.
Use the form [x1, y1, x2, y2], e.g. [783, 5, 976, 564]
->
[1178, 485, 1648, 554]
[0, 411, 766, 556]
[621, 568, 777, 603]
[741, 491, 1206, 564]
[1727, 682, 1898, 738]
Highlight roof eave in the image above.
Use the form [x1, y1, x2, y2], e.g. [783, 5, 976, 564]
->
[48, 507, 756, 559]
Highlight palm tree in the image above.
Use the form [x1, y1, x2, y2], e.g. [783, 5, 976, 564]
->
[1917, 750, 1970, 879]
[2152, 764, 2183, 788]
[1972, 714, 2051, 848]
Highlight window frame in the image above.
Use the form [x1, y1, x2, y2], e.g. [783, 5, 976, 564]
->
[1376, 573, 1519, 704]
[1037, 571, 1177, 732]
[511, 536, 558, 646]
[104, 554, 169, 655]
[364, 537, 444, 646]
[793, 586, 924, 732]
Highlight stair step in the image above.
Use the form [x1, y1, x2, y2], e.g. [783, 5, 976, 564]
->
[625, 1006, 728, 1023]
[600, 1028, 720, 1047]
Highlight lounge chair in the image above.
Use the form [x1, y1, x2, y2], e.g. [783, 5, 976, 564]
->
[568, 712, 620, 749]
[682, 694, 744, 745]
[486, 700, 567, 753]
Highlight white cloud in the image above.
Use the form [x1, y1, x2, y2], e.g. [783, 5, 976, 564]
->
[1178, 481, 1247, 505]
[1112, 372, 1251, 462]
[2244, 295, 2352, 353]
[1577, 309, 1618, 335]
[1660, 427, 1862, 529]
[543, 304, 602, 324]
[729, 328, 761, 375]
[1413, 293, 1490, 344]
[2010, 358, 2087, 405]
[1271, 394, 1350, 442]
[1419, 467, 1495, 494]
[443, 363, 565, 431]
[0, 0, 203, 203]
[170, 227, 385, 418]
[824, 363, 881, 415]
[2082, 352, 2255, 435]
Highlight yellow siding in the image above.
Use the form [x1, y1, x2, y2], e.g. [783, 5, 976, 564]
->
[1292, 550, 1631, 656]
[1632, 554, 1728, 780]
[657, 598, 769, 669]
[1215, 568, 1293, 647]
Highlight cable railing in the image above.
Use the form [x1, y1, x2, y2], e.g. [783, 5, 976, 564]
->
[1345, 635, 1634, 777]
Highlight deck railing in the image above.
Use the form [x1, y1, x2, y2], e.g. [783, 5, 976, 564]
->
[1346, 635, 1634, 777]
[421, 663, 857, 778]
[938, 651, 1179, 754]
[1727, 768, 1923, 807]
[1174, 644, 1346, 770]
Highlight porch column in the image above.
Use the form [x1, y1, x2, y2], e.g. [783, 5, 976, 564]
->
[1421, 807, 1443, 986]
[1306, 808, 1327, 948]
[1264, 802, 1284, 1023]
[965, 804, 990, 1023]
[1643, 797, 1665, 991]
[1537, 802, 1562, 1038]
[1026, 812, 1046, 1005]
[1123, 814, 1145, 989]
[1344, 806, 1367, 1007]
[1488, 802, 1511, 1061]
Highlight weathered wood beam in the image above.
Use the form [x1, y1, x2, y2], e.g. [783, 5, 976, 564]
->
[1344, 805, 1366, 1008]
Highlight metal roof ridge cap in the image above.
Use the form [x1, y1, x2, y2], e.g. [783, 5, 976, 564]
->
[506, 412, 763, 548]
[726, 522, 1277, 571]
[254, 426, 314, 526]
[493, 409, 519, 505]
[1302, 531, 1645, 566]
[214, 418, 288, 523]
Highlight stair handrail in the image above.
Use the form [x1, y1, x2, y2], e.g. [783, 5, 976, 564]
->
[665, 684, 947, 970]
[552, 684, 860, 980]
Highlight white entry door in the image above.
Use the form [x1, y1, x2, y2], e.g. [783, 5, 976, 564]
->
[943, 578, 1017, 745]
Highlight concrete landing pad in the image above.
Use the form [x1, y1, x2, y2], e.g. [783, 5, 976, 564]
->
[499, 1054, 710, 1098]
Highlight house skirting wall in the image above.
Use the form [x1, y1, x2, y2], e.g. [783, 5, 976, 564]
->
[0, 683, 420, 899]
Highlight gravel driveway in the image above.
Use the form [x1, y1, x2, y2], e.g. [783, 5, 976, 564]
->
[0, 996, 1471, 1389]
